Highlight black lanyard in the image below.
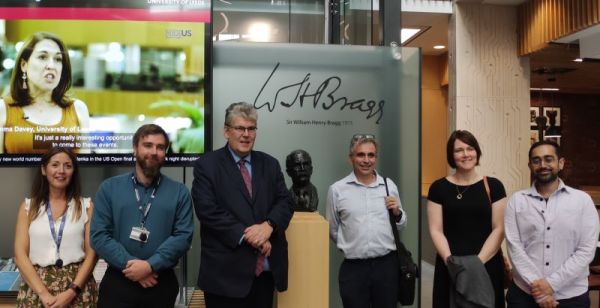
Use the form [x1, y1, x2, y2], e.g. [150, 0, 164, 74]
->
[46, 201, 67, 267]
[131, 175, 161, 228]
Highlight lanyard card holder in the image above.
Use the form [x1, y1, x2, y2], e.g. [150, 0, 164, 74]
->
[130, 226, 149, 243]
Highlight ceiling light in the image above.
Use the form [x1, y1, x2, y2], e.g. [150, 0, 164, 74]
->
[573, 58, 583, 62]
[247, 22, 271, 42]
[530, 88, 560, 91]
[433, 45, 446, 50]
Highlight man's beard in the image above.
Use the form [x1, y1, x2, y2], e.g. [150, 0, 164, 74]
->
[533, 169, 559, 184]
[138, 155, 163, 179]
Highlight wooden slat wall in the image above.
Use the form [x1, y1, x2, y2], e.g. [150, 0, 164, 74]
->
[518, 0, 600, 56]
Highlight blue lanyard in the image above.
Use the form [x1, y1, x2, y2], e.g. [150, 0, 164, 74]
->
[46, 201, 67, 259]
[131, 175, 160, 228]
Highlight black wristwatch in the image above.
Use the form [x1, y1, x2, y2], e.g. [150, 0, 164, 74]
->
[68, 283, 82, 295]
[395, 210, 403, 222]
[266, 219, 277, 231]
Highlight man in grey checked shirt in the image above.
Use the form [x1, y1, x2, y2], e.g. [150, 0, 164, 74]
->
[505, 140, 599, 308]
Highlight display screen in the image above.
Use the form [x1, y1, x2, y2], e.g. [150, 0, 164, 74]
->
[0, 0, 210, 165]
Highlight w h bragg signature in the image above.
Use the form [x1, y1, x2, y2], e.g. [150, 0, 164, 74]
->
[252, 63, 385, 124]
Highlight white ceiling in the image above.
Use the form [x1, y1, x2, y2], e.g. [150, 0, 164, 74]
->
[402, 12, 449, 55]
[555, 23, 600, 44]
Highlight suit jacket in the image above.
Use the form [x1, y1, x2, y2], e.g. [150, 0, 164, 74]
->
[192, 145, 294, 297]
[447, 255, 495, 308]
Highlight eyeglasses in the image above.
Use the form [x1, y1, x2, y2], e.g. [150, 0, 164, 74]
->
[530, 156, 557, 166]
[227, 125, 258, 134]
[352, 134, 375, 140]
[350, 134, 376, 152]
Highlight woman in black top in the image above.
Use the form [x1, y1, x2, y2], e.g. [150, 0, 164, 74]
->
[427, 130, 507, 307]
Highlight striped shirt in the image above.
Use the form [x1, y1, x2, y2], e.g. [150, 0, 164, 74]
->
[326, 172, 407, 259]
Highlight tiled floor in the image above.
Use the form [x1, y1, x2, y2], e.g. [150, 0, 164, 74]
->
[3, 261, 599, 307]
[420, 261, 434, 307]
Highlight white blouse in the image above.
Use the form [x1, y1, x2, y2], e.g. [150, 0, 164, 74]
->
[26, 198, 91, 267]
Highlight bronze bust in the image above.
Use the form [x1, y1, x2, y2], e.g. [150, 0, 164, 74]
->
[285, 149, 318, 212]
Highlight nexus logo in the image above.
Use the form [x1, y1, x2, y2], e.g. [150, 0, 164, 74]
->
[166, 29, 192, 39]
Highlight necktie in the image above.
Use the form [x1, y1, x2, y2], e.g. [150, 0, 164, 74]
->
[255, 254, 265, 276]
[239, 159, 264, 275]
[238, 159, 252, 197]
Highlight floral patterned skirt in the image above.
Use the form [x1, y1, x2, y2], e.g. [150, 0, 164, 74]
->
[16, 262, 98, 308]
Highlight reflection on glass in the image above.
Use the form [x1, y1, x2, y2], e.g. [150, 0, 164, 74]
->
[340, 0, 379, 45]
[213, 42, 421, 307]
[213, 0, 324, 43]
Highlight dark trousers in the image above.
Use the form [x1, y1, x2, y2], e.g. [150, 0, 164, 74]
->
[204, 271, 274, 308]
[98, 266, 179, 308]
[506, 282, 590, 308]
[339, 252, 399, 308]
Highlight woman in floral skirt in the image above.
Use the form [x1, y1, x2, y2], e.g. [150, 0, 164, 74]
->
[14, 147, 97, 307]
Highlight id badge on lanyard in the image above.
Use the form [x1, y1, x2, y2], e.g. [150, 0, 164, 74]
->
[129, 176, 160, 243]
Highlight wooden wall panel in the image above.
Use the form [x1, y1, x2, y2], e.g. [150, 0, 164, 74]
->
[449, 3, 531, 195]
[519, 0, 600, 56]
[422, 55, 448, 195]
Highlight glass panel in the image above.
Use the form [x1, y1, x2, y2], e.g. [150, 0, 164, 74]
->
[213, 0, 291, 43]
[290, 0, 326, 43]
[340, 0, 379, 45]
[213, 0, 325, 43]
[212, 42, 420, 308]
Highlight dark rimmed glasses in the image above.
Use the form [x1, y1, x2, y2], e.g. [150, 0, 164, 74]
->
[226, 125, 258, 134]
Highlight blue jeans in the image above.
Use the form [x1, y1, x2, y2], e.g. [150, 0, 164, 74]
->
[506, 282, 589, 308]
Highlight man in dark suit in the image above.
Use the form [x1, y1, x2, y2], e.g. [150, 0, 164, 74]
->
[192, 102, 293, 308]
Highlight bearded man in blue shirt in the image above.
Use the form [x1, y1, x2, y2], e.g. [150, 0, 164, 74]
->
[91, 124, 194, 307]
[505, 140, 599, 308]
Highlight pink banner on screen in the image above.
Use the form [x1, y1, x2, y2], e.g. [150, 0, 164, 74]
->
[0, 7, 211, 22]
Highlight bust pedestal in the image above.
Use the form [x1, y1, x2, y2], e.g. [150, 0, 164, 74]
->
[277, 212, 329, 308]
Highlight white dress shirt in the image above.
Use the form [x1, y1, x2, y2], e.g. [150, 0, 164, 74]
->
[505, 179, 599, 299]
[326, 172, 407, 259]
[27, 198, 91, 267]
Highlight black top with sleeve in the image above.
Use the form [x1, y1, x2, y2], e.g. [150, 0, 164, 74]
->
[428, 176, 507, 308]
